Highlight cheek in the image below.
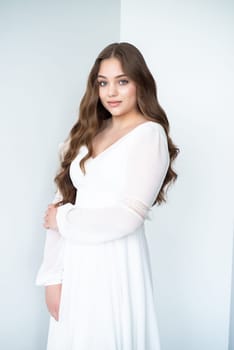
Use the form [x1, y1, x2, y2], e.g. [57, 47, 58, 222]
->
[125, 85, 137, 101]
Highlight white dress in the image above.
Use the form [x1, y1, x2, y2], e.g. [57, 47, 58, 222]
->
[36, 121, 170, 350]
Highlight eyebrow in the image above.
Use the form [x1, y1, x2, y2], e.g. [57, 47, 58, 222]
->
[97, 74, 127, 79]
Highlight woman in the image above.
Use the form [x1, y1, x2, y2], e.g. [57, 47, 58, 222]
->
[36, 42, 179, 350]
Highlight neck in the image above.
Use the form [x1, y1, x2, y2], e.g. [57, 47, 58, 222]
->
[107, 113, 146, 131]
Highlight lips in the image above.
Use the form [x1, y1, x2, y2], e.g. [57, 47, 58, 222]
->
[107, 101, 121, 107]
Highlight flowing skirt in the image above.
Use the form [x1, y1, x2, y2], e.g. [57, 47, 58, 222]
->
[46, 226, 161, 350]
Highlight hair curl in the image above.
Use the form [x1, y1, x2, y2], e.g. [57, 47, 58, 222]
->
[55, 42, 179, 206]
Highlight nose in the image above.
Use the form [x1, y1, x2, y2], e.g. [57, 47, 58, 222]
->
[107, 82, 117, 97]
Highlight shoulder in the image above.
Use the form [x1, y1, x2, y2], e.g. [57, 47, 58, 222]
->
[132, 121, 167, 142]
[146, 121, 165, 132]
[124, 121, 168, 157]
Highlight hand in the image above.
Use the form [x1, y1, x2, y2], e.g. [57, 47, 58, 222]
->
[44, 204, 58, 230]
[45, 284, 62, 321]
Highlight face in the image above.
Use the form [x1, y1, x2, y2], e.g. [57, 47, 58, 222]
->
[97, 58, 138, 118]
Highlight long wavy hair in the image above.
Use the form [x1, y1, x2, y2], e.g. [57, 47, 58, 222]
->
[55, 42, 179, 206]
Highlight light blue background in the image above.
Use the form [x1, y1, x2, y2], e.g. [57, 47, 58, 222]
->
[0, 1, 233, 349]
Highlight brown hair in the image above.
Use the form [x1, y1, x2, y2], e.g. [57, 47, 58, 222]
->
[55, 42, 179, 206]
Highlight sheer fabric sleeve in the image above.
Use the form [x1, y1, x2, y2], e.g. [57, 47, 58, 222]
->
[35, 140, 70, 286]
[56, 125, 170, 244]
[35, 190, 65, 286]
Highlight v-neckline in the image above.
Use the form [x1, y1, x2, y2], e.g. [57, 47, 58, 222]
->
[89, 120, 155, 161]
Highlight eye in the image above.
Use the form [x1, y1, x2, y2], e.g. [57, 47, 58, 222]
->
[119, 79, 129, 85]
[97, 80, 107, 87]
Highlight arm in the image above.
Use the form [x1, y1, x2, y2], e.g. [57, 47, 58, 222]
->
[35, 190, 65, 286]
[35, 140, 70, 286]
[56, 124, 170, 244]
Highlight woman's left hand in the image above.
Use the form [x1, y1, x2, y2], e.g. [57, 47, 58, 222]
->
[44, 204, 58, 230]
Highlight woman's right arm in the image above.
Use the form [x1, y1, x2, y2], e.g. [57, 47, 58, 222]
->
[35, 190, 65, 321]
[35, 190, 65, 286]
[36, 141, 70, 320]
[35, 141, 69, 286]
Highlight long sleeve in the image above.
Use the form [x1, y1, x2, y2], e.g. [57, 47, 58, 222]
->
[56, 124, 170, 245]
[35, 190, 65, 286]
[35, 140, 70, 286]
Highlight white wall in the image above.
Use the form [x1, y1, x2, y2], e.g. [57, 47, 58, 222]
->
[120, 1, 234, 350]
[0, 1, 119, 349]
[1, 1, 233, 349]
